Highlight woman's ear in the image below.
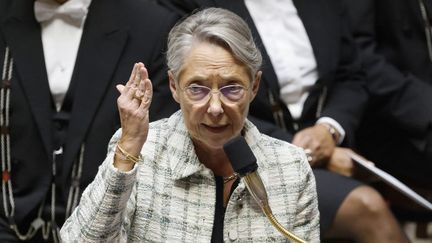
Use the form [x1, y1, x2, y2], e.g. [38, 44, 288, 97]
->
[250, 71, 262, 101]
[168, 71, 180, 103]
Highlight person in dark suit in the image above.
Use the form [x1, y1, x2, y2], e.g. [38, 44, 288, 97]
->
[0, 0, 178, 241]
[343, 0, 432, 191]
[157, 0, 409, 242]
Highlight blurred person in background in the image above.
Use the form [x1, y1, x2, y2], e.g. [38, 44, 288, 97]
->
[343, 0, 432, 193]
[0, 0, 178, 241]
[343, 2, 432, 239]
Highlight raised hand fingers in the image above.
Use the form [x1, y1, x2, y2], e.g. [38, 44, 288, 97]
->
[136, 63, 148, 85]
[124, 63, 146, 101]
[126, 63, 140, 87]
[138, 78, 153, 110]
[132, 65, 150, 102]
[117, 62, 153, 114]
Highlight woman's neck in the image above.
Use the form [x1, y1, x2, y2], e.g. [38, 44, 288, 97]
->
[193, 142, 234, 177]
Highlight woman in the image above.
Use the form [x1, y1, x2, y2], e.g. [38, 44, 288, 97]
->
[157, 1, 409, 242]
[60, 8, 319, 242]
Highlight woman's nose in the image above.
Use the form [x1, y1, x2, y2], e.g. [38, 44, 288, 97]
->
[207, 93, 224, 116]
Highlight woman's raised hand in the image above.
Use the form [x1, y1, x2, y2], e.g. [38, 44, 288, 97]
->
[115, 63, 153, 170]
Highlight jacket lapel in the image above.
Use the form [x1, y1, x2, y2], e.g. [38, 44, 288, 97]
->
[62, 0, 128, 172]
[421, 0, 432, 16]
[2, 0, 54, 157]
[294, 0, 339, 118]
[294, 0, 336, 79]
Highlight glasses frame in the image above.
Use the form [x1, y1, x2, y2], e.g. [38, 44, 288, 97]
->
[180, 83, 250, 104]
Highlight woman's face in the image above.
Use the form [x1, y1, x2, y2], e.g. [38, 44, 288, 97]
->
[169, 42, 261, 151]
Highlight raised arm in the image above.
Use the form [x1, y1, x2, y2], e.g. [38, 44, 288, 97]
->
[115, 62, 153, 171]
[60, 63, 153, 242]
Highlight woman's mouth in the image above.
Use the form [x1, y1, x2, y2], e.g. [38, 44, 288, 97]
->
[202, 124, 229, 133]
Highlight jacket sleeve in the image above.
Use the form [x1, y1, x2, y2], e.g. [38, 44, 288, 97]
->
[319, 1, 368, 146]
[60, 130, 138, 243]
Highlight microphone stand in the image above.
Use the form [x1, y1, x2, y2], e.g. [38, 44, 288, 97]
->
[224, 136, 308, 242]
[242, 172, 307, 243]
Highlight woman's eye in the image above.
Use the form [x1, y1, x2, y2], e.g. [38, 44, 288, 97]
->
[189, 86, 206, 94]
[222, 85, 242, 94]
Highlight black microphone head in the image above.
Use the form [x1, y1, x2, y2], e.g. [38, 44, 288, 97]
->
[223, 136, 258, 176]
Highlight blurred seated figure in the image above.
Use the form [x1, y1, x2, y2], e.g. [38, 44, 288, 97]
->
[60, 8, 320, 242]
[0, 0, 177, 241]
[343, 0, 432, 192]
[157, 0, 409, 242]
[343, 0, 432, 236]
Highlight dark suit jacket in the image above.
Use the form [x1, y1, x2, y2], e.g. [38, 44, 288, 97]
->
[344, 0, 432, 184]
[0, 0, 178, 235]
[159, 0, 367, 146]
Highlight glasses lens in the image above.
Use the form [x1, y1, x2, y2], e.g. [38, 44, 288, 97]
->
[220, 85, 245, 101]
[184, 84, 246, 103]
[185, 85, 210, 101]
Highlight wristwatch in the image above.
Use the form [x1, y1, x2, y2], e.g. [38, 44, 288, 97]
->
[320, 123, 338, 143]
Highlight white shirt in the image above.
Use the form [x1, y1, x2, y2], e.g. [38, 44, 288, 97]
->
[245, 0, 345, 143]
[37, 0, 92, 111]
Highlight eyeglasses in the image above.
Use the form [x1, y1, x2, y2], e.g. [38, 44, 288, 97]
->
[182, 84, 248, 104]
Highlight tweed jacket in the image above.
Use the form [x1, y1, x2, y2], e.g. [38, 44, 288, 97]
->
[60, 111, 320, 242]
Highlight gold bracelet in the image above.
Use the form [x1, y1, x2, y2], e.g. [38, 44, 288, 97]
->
[116, 144, 142, 163]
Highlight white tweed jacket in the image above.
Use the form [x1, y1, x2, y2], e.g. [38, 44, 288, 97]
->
[60, 111, 320, 242]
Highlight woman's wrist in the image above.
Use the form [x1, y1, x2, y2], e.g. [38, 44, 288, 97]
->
[118, 135, 145, 155]
[114, 140, 144, 171]
[116, 143, 142, 164]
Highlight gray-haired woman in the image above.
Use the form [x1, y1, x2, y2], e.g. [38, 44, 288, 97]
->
[60, 8, 320, 242]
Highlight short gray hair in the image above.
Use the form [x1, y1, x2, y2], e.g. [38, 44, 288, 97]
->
[166, 7, 262, 80]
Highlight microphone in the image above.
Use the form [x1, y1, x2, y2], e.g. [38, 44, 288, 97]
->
[223, 136, 306, 243]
